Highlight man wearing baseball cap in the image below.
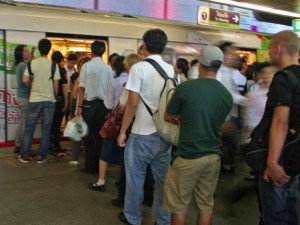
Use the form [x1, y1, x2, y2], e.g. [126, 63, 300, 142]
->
[164, 45, 233, 225]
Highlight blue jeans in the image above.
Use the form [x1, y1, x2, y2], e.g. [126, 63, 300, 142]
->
[20, 101, 55, 158]
[124, 132, 171, 225]
[258, 174, 299, 225]
[15, 98, 29, 147]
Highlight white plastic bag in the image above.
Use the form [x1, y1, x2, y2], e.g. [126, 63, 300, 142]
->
[77, 116, 88, 138]
[63, 117, 81, 141]
[63, 116, 88, 141]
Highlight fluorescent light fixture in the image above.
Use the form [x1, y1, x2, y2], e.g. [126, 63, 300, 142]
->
[207, 0, 300, 18]
[68, 47, 88, 52]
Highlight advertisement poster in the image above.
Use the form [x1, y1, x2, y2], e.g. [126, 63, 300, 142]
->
[256, 49, 270, 63]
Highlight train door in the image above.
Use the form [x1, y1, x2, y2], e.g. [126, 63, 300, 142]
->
[46, 33, 109, 64]
[1, 30, 45, 142]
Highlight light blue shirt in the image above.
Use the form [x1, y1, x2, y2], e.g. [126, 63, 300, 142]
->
[104, 72, 128, 110]
[79, 57, 114, 101]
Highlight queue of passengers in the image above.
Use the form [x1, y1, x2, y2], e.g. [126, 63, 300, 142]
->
[13, 29, 299, 225]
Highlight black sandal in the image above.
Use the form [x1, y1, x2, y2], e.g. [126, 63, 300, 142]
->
[88, 182, 105, 192]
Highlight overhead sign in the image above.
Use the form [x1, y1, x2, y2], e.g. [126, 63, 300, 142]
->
[198, 7, 240, 29]
[292, 19, 300, 31]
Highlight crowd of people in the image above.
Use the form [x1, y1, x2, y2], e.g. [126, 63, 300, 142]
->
[13, 29, 299, 225]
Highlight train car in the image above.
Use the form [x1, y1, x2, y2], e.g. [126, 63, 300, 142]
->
[0, 1, 263, 142]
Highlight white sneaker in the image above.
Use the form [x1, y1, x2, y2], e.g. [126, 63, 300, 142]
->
[69, 161, 78, 166]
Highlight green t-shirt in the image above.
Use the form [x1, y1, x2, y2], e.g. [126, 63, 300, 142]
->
[167, 78, 233, 159]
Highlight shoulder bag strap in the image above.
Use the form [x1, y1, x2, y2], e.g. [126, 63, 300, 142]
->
[144, 58, 168, 80]
[140, 58, 177, 116]
[140, 58, 168, 116]
[27, 61, 34, 81]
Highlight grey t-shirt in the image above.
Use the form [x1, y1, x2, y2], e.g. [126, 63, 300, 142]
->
[16, 62, 30, 99]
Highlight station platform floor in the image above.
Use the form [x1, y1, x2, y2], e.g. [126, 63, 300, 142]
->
[0, 141, 299, 225]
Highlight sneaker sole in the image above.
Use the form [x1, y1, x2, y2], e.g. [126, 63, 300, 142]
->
[17, 156, 30, 164]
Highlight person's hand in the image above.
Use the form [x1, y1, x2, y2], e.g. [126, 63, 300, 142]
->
[62, 103, 68, 113]
[174, 115, 181, 125]
[117, 132, 127, 147]
[75, 107, 82, 116]
[264, 163, 290, 187]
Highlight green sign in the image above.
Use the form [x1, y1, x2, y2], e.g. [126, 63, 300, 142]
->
[292, 19, 300, 32]
[0, 39, 39, 73]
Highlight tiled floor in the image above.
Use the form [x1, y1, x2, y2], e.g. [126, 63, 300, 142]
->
[0, 141, 299, 225]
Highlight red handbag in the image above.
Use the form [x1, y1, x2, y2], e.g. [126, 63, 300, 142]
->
[99, 103, 123, 139]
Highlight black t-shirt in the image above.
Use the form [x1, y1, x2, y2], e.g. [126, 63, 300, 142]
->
[57, 66, 68, 100]
[70, 71, 79, 84]
[252, 65, 300, 138]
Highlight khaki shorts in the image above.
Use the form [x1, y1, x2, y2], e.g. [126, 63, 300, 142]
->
[164, 154, 220, 214]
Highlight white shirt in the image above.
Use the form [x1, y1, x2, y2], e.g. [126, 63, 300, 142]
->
[24, 57, 60, 103]
[242, 87, 268, 141]
[65, 67, 76, 93]
[187, 64, 199, 79]
[248, 80, 263, 93]
[233, 70, 247, 93]
[216, 64, 247, 118]
[125, 55, 174, 135]
[79, 57, 114, 101]
[65, 67, 76, 84]
[179, 73, 187, 83]
[104, 72, 128, 110]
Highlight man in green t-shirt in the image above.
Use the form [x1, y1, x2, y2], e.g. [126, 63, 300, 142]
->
[164, 45, 233, 225]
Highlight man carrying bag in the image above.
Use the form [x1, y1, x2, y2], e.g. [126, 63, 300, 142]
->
[249, 30, 300, 225]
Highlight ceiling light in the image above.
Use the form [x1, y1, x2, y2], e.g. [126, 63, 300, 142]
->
[207, 0, 300, 18]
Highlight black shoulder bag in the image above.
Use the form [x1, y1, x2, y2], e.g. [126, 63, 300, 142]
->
[241, 70, 300, 176]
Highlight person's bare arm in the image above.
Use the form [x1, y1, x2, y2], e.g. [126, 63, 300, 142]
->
[117, 91, 139, 147]
[264, 106, 291, 186]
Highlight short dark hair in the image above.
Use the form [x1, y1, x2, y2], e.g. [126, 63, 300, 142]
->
[108, 53, 119, 64]
[190, 59, 199, 67]
[219, 41, 233, 53]
[202, 60, 222, 73]
[67, 53, 78, 61]
[255, 62, 272, 74]
[143, 29, 167, 54]
[91, 41, 106, 57]
[176, 58, 189, 77]
[237, 57, 247, 71]
[14, 44, 27, 66]
[113, 56, 125, 77]
[38, 38, 51, 55]
[51, 51, 64, 64]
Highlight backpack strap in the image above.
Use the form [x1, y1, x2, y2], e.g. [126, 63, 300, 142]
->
[144, 58, 169, 80]
[27, 61, 34, 80]
[144, 58, 178, 81]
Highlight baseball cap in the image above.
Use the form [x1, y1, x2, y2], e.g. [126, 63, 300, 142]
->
[198, 45, 224, 67]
